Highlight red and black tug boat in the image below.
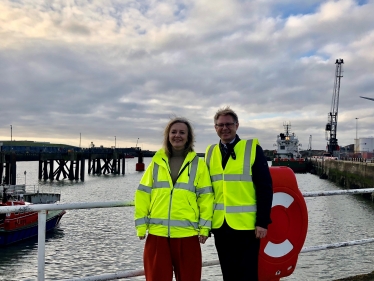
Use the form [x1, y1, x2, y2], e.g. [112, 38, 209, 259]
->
[0, 185, 65, 246]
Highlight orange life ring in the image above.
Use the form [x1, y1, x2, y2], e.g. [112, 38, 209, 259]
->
[258, 166, 308, 281]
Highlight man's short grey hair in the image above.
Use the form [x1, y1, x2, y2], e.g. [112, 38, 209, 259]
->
[214, 106, 239, 123]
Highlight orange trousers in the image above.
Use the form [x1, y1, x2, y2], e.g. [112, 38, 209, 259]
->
[143, 234, 202, 281]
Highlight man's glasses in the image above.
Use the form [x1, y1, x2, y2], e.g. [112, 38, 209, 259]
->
[215, 122, 236, 128]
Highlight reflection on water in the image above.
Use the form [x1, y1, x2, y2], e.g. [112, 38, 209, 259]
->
[0, 160, 374, 281]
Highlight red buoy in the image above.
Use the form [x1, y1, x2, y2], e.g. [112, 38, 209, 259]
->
[135, 162, 145, 171]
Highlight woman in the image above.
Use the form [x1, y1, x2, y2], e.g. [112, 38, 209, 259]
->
[134, 117, 214, 281]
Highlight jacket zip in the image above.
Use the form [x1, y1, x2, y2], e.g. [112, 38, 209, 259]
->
[162, 156, 194, 237]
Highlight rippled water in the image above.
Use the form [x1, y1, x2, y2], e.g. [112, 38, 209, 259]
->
[1, 159, 374, 281]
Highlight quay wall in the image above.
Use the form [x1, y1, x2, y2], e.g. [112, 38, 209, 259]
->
[311, 159, 374, 199]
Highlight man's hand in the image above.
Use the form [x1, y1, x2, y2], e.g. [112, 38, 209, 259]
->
[199, 235, 208, 244]
[138, 235, 146, 240]
[255, 226, 267, 239]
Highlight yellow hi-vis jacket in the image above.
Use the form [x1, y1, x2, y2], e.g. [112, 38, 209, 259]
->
[205, 139, 258, 230]
[134, 149, 214, 238]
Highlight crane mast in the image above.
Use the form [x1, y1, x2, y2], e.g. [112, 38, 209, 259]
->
[325, 58, 344, 156]
[308, 135, 312, 151]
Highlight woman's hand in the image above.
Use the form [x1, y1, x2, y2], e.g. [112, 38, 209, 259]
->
[199, 235, 208, 244]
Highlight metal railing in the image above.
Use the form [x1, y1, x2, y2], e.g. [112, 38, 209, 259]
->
[0, 184, 61, 197]
[1, 189, 374, 281]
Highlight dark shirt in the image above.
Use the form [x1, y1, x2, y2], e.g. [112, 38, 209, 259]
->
[219, 135, 273, 229]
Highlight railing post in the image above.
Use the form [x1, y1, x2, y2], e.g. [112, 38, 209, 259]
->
[38, 210, 47, 281]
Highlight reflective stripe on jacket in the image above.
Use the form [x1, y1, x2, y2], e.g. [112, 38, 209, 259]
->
[205, 139, 258, 230]
[134, 149, 214, 238]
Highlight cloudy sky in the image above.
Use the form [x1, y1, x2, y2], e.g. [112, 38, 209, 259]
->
[1, 0, 373, 153]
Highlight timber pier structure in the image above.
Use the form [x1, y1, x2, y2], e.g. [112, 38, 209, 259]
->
[0, 141, 150, 184]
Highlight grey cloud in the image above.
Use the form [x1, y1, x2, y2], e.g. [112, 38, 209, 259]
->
[1, 0, 374, 153]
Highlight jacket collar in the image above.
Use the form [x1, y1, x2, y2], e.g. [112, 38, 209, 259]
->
[219, 134, 241, 150]
[153, 149, 197, 166]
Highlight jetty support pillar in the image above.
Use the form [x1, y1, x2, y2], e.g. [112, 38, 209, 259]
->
[2, 154, 17, 185]
[136, 149, 145, 172]
[122, 155, 125, 175]
[0, 153, 4, 184]
[88, 150, 124, 175]
[39, 152, 85, 181]
[80, 156, 85, 181]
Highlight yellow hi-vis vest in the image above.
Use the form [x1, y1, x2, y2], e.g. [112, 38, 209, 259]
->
[134, 149, 214, 238]
[205, 139, 258, 230]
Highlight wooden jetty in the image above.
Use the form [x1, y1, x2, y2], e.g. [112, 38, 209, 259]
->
[0, 141, 153, 184]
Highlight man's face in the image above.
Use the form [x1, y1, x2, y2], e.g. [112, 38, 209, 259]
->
[214, 115, 239, 144]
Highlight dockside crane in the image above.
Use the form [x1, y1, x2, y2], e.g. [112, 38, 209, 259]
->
[325, 58, 344, 156]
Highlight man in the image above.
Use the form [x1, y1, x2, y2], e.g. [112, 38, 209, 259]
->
[205, 106, 273, 281]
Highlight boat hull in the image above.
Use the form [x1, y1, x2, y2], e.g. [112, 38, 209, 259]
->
[271, 159, 307, 173]
[0, 210, 65, 246]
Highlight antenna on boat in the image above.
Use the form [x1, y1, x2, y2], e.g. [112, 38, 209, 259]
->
[283, 122, 292, 141]
[283, 122, 291, 134]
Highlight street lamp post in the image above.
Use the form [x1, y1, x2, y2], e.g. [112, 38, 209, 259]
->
[114, 136, 116, 148]
[355, 118, 359, 153]
[10, 125, 12, 141]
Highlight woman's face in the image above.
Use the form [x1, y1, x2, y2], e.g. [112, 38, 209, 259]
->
[169, 122, 188, 151]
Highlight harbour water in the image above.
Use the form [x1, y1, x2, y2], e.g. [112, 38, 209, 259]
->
[1, 158, 374, 281]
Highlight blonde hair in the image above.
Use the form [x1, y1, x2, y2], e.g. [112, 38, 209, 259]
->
[162, 117, 195, 157]
[214, 106, 239, 123]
